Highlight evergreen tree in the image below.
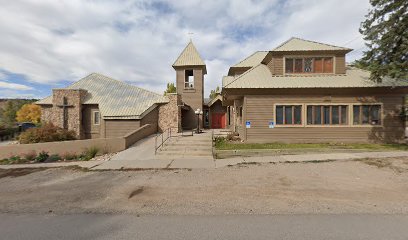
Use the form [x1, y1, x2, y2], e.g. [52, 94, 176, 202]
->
[164, 82, 176, 95]
[209, 86, 220, 100]
[359, 0, 408, 82]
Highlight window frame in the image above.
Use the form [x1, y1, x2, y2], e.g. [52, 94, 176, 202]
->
[184, 69, 194, 89]
[352, 103, 383, 126]
[284, 56, 335, 75]
[274, 104, 304, 127]
[306, 105, 349, 126]
[92, 110, 100, 126]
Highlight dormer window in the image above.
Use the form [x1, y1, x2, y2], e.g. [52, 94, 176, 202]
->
[184, 69, 194, 89]
[285, 57, 333, 74]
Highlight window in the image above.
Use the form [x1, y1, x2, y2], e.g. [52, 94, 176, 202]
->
[307, 105, 348, 125]
[184, 69, 194, 88]
[93, 111, 100, 125]
[276, 105, 302, 125]
[353, 105, 381, 125]
[285, 57, 333, 74]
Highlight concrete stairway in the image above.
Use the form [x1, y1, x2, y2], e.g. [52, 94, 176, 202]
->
[156, 132, 213, 159]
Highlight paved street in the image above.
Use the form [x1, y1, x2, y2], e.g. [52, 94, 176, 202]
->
[1, 213, 408, 240]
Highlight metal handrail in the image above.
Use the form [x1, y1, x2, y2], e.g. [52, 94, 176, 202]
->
[155, 128, 175, 154]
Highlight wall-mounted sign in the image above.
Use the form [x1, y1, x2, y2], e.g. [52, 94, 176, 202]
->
[245, 121, 251, 128]
[269, 121, 275, 128]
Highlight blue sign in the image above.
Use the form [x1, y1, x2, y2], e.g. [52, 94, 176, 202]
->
[269, 121, 275, 128]
[245, 121, 251, 128]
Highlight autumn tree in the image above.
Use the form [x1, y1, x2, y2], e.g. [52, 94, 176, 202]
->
[209, 86, 220, 100]
[1, 99, 35, 126]
[16, 104, 41, 124]
[359, 0, 408, 82]
[164, 82, 176, 95]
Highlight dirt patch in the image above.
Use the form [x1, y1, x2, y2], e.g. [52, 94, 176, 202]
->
[359, 157, 408, 173]
[128, 187, 144, 199]
[0, 168, 46, 179]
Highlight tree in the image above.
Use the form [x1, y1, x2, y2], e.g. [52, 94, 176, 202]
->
[0, 99, 37, 126]
[16, 104, 41, 124]
[209, 86, 220, 100]
[359, 0, 408, 82]
[164, 82, 176, 95]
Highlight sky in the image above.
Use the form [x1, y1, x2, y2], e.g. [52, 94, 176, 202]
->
[0, 0, 371, 99]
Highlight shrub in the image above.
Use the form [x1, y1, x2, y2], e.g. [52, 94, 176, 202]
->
[47, 154, 61, 162]
[23, 151, 37, 161]
[36, 151, 49, 163]
[19, 122, 76, 144]
[80, 147, 99, 161]
[8, 155, 22, 164]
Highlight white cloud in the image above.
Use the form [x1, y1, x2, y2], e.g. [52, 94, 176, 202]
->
[0, 0, 371, 98]
[0, 81, 33, 90]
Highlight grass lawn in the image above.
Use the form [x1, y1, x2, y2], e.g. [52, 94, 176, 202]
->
[215, 139, 408, 151]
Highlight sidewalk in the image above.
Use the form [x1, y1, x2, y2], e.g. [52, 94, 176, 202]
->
[0, 151, 407, 170]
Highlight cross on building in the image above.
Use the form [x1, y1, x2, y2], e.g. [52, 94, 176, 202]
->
[57, 97, 74, 130]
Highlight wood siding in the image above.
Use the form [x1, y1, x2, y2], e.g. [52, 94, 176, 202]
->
[82, 104, 101, 139]
[266, 51, 347, 75]
[141, 107, 159, 132]
[244, 94, 405, 143]
[105, 120, 140, 138]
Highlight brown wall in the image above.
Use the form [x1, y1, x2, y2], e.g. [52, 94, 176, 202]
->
[176, 68, 204, 129]
[105, 120, 140, 138]
[265, 51, 348, 75]
[242, 94, 405, 143]
[82, 104, 101, 139]
[0, 124, 156, 159]
[141, 107, 159, 132]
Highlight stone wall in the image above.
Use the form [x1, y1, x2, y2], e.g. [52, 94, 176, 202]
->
[158, 93, 181, 133]
[39, 89, 88, 139]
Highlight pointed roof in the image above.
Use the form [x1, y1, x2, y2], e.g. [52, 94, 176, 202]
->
[272, 37, 352, 52]
[173, 41, 206, 73]
[232, 51, 268, 68]
[36, 73, 168, 119]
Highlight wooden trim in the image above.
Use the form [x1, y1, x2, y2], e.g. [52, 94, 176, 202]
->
[274, 104, 304, 127]
[351, 103, 384, 127]
[283, 55, 335, 75]
[92, 110, 100, 126]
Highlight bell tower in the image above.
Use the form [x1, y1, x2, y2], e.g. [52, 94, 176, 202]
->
[172, 40, 207, 130]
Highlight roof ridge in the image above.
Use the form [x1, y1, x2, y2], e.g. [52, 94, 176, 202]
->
[232, 51, 268, 67]
[272, 37, 352, 51]
[224, 63, 264, 88]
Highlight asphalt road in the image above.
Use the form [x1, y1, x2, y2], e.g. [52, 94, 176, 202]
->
[1, 214, 408, 240]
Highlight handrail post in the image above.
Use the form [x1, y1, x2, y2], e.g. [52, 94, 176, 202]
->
[155, 134, 157, 154]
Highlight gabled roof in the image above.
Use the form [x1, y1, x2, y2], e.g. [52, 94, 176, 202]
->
[172, 41, 206, 73]
[206, 95, 223, 107]
[272, 37, 352, 52]
[36, 73, 168, 119]
[232, 51, 268, 68]
[223, 65, 408, 89]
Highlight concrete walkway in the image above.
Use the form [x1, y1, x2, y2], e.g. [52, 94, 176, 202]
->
[0, 150, 407, 170]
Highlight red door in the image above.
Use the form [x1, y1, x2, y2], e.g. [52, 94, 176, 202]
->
[212, 113, 226, 129]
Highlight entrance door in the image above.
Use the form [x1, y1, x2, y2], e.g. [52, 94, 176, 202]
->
[212, 113, 225, 129]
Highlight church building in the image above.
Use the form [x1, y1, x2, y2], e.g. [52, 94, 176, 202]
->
[36, 41, 227, 139]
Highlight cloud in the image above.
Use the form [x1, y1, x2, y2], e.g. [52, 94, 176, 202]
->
[0, 81, 33, 91]
[0, 0, 371, 98]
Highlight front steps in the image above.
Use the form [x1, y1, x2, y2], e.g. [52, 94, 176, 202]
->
[156, 132, 213, 159]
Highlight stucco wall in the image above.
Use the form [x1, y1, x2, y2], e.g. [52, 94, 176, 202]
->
[0, 124, 155, 159]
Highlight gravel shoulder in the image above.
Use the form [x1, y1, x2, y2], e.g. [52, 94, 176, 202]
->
[0, 157, 408, 215]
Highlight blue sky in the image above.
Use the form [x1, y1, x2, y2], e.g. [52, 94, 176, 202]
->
[0, 0, 371, 99]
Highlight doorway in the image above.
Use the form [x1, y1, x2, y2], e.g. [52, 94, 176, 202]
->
[211, 113, 225, 129]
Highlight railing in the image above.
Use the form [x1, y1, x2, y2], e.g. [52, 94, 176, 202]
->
[211, 129, 215, 158]
[155, 128, 173, 155]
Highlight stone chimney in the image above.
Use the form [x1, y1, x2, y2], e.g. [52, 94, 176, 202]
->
[158, 93, 182, 133]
